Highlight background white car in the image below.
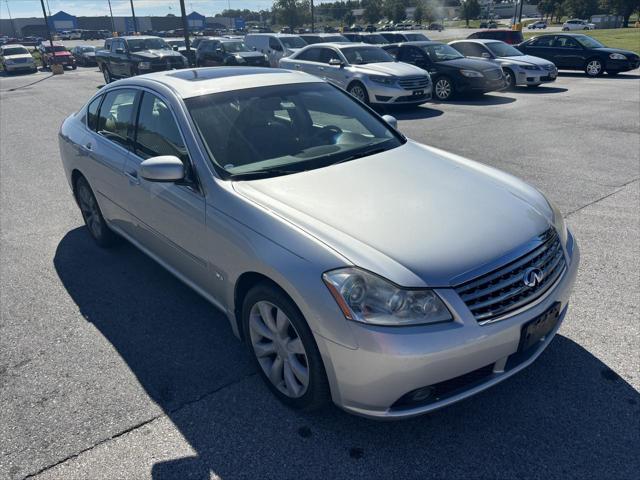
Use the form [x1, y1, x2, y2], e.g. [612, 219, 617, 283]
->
[0, 44, 37, 73]
[562, 19, 596, 31]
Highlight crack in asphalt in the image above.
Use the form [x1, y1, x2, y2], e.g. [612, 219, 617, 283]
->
[565, 177, 639, 218]
[22, 371, 258, 479]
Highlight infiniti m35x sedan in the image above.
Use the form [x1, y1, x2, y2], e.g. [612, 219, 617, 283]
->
[59, 68, 579, 419]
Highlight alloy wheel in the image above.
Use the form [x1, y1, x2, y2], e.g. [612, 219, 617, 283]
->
[249, 301, 310, 398]
[586, 60, 602, 76]
[77, 182, 103, 239]
[349, 84, 367, 102]
[435, 79, 452, 100]
[504, 70, 515, 89]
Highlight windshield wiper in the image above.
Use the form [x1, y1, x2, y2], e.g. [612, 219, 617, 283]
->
[229, 168, 303, 180]
[331, 146, 388, 166]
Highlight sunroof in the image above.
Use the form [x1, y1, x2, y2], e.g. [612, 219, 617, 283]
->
[168, 67, 285, 82]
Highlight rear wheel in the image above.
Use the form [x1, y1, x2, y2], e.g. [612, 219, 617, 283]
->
[75, 176, 117, 248]
[584, 58, 603, 77]
[434, 77, 454, 101]
[347, 81, 369, 105]
[242, 283, 330, 411]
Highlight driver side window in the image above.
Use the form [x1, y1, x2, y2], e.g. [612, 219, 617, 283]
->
[269, 37, 281, 50]
[554, 37, 580, 48]
[318, 48, 340, 64]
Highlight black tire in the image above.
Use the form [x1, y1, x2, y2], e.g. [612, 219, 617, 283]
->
[71, 64, 77, 70]
[347, 81, 370, 105]
[242, 283, 330, 411]
[433, 76, 454, 101]
[562, 27, 569, 31]
[503, 68, 517, 89]
[74, 176, 118, 248]
[102, 66, 112, 83]
[584, 58, 603, 77]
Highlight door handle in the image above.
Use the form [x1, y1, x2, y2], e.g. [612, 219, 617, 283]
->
[295, 64, 301, 69]
[318, 66, 325, 71]
[125, 170, 140, 185]
[84, 142, 92, 151]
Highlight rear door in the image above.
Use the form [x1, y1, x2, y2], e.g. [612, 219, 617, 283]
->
[289, 46, 323, 75]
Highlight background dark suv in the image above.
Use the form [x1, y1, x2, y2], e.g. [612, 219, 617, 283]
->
[467, 30, 524, 45]
[195, 38, 268, 67]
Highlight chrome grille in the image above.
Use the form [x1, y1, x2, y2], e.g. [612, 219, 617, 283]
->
[13, 58, 30, 63]
[398, 76, 430, 90]
[455, 229, 566, 323]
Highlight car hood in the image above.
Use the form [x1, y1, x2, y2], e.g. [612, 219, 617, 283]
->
[352, 61, 425, 76]
[438, 57, 501, 72]
[133, 49, 183, 59]
[594, 47, 639, 58]
[498, 54, 554, 67]
[83, 51, 96, 57]
[4, 53, 33, 60]
[233, 141, 553, 287]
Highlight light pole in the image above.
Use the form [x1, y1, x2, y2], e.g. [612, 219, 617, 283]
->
[4, 0, 16, 38]
[129, 0, 138, 34]
[179, 0, 192, 66]
[311, 0, 315, 33]
[107, 0, 116, 35]
[39, 0, 61, 74]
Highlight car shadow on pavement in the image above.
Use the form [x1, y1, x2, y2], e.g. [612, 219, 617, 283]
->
[381, 106, 444, 120]
[54, 227, 640, 480]
[514, 86, 568, 94]
[559, 71, 640, 80]
[433, 93, 516, 106]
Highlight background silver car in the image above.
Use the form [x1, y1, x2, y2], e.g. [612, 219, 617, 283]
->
[279, 43, 431, 105]
[0, 44, 37, 73]
[450, 39, 558, 88]
[59, 68, 578, 419]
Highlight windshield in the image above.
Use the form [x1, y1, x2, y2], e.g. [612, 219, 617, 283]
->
[280, 36, 307, 49]
[222, 41, 250, 52]
[576, 35, 604, 48]
[404, 33, 429, 41]
[2, 47, 29, 55]
[421, 44, 464, 62]
[342, 46, 394, 64]
[185, 83, 403, 179]
[168, 40, 186, 48]
[486, 42, 522, 57]
[127, 38, 171, 52]
[361, 34, 387, 44]
[79, 46, 95, 53]
[43, 46, 67, 53]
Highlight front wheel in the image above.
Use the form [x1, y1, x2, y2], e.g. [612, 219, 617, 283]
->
[585, 58, 603, 77]
[434, 77, 454, 101]
[503, 68, 517, 89]
[243, 283, 330, 411]
[102, 66, 112, 83]
[347, 81, 369, 105]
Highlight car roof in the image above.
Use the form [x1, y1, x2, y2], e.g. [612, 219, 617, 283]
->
[246, 33, 301, 38]
[450, 39, 501, 44]
[119, 35, 161, 40]
[120, 67, 322, 99]
[1, 44, 27, 49]
[386, 41, 443, 47]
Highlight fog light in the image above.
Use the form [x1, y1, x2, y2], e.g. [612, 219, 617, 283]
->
[410, 386, 434, 402]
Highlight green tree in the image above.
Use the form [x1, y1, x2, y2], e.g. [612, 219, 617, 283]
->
[460, 0, 481, 27]
[363, 0, 384, 23]
[414, 2, 425, 23]
[600, 0, 640, 27]
[563, 0, 601, 19]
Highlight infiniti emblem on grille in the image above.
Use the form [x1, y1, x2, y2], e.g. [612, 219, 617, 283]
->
[523, 268, 544, 288]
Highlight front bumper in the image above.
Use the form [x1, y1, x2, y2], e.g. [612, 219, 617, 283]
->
[316, 231, 580, 419]
[514, 67, 558, 86]
[605, 57, 640, 72]
[457, 75, 507, 93]
[4, 62, 36, 72]
[365, 80, 432, 105]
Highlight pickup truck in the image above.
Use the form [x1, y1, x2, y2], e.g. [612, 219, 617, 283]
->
[96, 35, 187, 83]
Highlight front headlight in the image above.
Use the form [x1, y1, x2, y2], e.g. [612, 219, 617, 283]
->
[549, 200, 568, 246]
[323, 268, 453, 326]
[5, 58, 14, 64]
[521, 64, 539, 70]
[609, 53, 627, 60]
[460, 69, 483, 78]
[138, 61, 151, 69]
[369, 75, 397, 85]
[234, 55, 246, 63]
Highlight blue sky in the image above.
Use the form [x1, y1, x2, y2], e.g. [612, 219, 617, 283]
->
[1, 0, 286, 18]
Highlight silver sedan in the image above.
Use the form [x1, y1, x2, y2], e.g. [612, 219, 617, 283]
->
[449, 39, 558, 88]
[279, 43, 432, 106]
[59, 68, 579, 419]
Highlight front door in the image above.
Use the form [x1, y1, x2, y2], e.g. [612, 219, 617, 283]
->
[552, 36, 586, 68]
[122, 90, 209, 289]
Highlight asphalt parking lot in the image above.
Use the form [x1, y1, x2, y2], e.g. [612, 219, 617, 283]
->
[0, 66, 638, 480]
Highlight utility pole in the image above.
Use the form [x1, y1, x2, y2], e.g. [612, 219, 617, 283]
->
[518, 0, 525, 25]
[5, 0, 16, 38]
[39, 0, 61, 74]
[179, 0, 192, 66]
[311, 0, 315, 33]
[129, 0, 138, 34]
[107, 0, 116, 35]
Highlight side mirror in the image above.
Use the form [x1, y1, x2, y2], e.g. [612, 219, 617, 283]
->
[328, 58, 343, 66]
[139, 156, 185, 182]
[215, 48, 223, 54]
[481, 52, 491, 58]
[173, 45, 179, 51]
[115, 48, 124, 54]
[382, 114, 398, 130]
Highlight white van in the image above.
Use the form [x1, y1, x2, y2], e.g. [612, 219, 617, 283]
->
[245, 33, 307, 67]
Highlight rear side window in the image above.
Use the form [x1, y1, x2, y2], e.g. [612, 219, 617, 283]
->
[318, 48, 341, 64]
[452, 42, 483, 57]
[87, 95, 102, 131]
[135, 93, 188, 163]
[296, 47, 322, 62]
[97, 89, 138, 149]
[531, 36, 554, 47]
